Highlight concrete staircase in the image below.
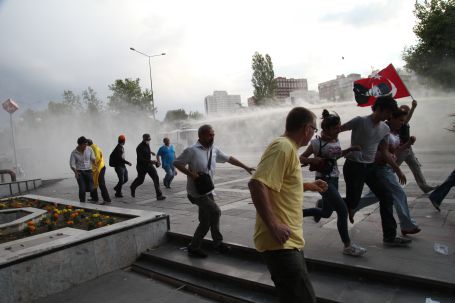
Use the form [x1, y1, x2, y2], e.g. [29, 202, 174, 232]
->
[132, 232, 454, 303]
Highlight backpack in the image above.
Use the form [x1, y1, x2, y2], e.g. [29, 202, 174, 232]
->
[109, 148, 116, 167]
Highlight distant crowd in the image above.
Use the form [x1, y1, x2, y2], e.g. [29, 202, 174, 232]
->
[70, 96, 454, 303]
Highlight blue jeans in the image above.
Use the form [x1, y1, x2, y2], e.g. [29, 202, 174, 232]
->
[163, 165, 175, 187]
[114, 166, 128, 194]
[303, 177, 350, 244]
[430, 170, 455, 206]
[355, 166, 418, 230]
[76, 170, 93, 202]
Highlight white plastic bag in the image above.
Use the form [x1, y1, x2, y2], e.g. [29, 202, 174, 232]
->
[433, 243, 449, 255]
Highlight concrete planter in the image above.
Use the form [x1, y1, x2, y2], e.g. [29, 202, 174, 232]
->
[0, 194, 169, 303]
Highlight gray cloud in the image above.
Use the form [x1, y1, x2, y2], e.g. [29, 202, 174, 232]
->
[320, 1, 403, 27]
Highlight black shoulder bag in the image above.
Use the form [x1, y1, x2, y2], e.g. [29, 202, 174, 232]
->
[309, 137, 335, 176]
[194, 148, 215, 195]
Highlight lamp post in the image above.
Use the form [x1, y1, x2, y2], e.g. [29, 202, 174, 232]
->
[129, 47, 166, 119]
[2, 99, 19, 174]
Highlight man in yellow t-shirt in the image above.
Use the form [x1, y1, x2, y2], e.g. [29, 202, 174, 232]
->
[249, 107, 328, 303]
[88, 139, 112, 204]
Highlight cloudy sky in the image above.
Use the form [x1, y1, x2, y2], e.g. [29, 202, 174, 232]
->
[0, 0, 417, 121]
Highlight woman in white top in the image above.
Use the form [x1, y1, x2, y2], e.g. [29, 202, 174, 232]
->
[300, 110, 366, 257]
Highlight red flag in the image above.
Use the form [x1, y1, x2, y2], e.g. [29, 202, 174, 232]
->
[353, 64, 411, 107]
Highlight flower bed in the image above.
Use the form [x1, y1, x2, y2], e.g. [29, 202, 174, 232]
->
[0, 197, 129, 244]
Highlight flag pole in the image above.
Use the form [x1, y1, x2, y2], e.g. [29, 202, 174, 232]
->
[9, 112, 18, 174]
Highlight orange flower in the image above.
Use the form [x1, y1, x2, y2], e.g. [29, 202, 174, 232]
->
[96, 221, 105, 227]
[66, 220, 74, 226]
[70, 212, 78, 218]
[53, 213, 59, 220]
[27, 221, 35, 226]
[28, 225, 36, 233]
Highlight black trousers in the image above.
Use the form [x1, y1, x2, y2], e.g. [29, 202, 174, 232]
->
[90, 166, 111, 202]
[130, 164, 162, 197]
[262, 249, 316, 303]
[187, 194, 222, 249]
[343, 159, 397, 240]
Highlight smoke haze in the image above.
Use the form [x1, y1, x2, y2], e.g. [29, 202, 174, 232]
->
[1, 95, 453, 180]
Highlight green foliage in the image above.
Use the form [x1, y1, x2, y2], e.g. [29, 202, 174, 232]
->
[107, 78, 154, 113]
[82, 87, 102, 114]
[251, 52, 277, 105]
[403, 0, 455, 88]
[164, 109, 189, 122]
[63, 90, 82, 110]
[189, 111, 204, 120]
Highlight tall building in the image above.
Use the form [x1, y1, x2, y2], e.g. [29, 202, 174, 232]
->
[204, 91, 241, 115]
[318, 73, 361, 101]
[275, 77, 308, 100]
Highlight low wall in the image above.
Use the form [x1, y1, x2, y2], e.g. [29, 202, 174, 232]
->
[0, 194, 169, 303]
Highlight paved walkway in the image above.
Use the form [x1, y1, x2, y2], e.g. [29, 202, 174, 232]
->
[29, 149, 455, 287]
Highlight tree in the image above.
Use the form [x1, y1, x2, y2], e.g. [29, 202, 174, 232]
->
[251, 52, 276, 105]
[82, 87, 102, 114]
[189, 111, 204, 120]
[108, 78, 154, 113]
[164, 109, 189, 123]
[403, 0, 455, 88]
[63, 90, 82, 111]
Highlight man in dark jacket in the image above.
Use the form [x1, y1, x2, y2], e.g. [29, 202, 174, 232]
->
[130, 134, 166, 200]
[110, 135, 132, 198]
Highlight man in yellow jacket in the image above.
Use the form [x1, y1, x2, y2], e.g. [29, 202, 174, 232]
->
[88, 139, 111, 204]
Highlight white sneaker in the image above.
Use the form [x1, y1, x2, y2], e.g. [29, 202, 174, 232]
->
[343, 243, 367, 257]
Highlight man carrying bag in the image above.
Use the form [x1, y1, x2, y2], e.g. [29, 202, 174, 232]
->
[173, 124, 255, 258]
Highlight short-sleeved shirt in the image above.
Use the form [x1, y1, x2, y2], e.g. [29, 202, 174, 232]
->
[310, 137, 342, 178]
[173, 141, 230, 198]
[375, 132, 400, 165]
[343, 115, 390, 163]
[251, 136, 305, 252]
[70, 147, 95, 171]
[157, 144, 175, 168]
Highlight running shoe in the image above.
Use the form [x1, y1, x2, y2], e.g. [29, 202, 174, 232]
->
[383, 237, 412, 247]
[343, 243, 367, 257]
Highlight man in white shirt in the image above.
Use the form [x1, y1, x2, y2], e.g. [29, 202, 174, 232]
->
[174, 124, 255, 258]
[70, 136, 96, 202]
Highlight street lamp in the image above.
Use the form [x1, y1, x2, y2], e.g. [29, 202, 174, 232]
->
[129, 47, 166, 119]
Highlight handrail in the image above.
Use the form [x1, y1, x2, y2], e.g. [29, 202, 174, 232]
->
[0, 169, 16, 182]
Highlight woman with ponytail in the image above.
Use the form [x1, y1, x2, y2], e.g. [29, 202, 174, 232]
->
[300, 109, 366, 256]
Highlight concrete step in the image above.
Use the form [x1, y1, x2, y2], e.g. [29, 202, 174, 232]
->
[132, 232, 454, 303]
